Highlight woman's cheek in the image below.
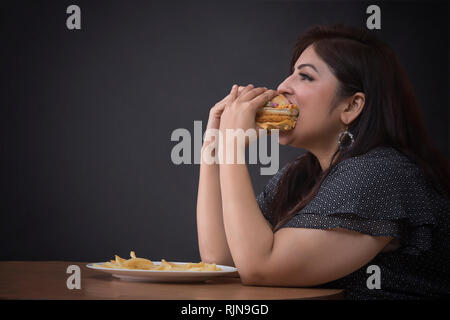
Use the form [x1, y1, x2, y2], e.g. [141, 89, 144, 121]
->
[296, 109, 324, 141]
[296, 105, 310, 132]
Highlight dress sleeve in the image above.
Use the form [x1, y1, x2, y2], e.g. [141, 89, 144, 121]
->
[279, 150, 447, 255]
[256, 164, 289, 223]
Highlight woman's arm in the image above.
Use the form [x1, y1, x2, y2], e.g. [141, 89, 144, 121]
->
[218, 85, 392, 285]
[220, 159, 392, 286]
[219, 162, 273, 273]
[196, 143, 234, 266]
[196, 86, 245, 267]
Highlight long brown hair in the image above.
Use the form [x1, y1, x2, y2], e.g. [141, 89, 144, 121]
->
[269, 24, 450, 231]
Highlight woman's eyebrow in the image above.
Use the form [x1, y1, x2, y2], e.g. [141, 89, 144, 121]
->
[297, 63, 319, 74]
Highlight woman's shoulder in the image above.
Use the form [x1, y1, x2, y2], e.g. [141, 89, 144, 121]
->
[330, 146, 425, 185]
[317, 146, 448, 219]
[336, 146, 418, 170]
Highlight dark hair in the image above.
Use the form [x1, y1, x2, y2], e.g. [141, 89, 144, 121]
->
[269, 24, 450, 231]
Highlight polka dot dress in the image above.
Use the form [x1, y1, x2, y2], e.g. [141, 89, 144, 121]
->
[256, 146, 450, 299]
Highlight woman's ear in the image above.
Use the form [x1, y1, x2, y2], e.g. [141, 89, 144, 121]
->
[341, 92, 365, 125]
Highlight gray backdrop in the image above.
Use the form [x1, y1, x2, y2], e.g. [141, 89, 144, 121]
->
[1, 0, 448, 261]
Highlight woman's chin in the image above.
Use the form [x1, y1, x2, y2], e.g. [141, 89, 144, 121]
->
[278, 129, 293, 145]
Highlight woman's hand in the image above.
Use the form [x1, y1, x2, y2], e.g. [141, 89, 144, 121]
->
[206, 85, 246, 131]
[219, 84, 278, 133]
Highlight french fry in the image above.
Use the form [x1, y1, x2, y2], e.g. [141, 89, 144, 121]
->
[122, 258, 154, 270]
[97, 251, 222, 271]
[161, 259, 173, 270]
[115, 255, 126, 266]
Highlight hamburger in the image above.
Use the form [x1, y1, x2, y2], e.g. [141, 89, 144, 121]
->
[256, 94, 299, 130]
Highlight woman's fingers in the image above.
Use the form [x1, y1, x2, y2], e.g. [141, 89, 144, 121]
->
[237, 84, 254, 99]
[211, 102, 226, 114]
[221, 84, 276, 112]
[250, 89, 278, 110]
[216, 85, 246, 106]
[212, 85, 237, 111]
[238, 87, 268, 102]
[229, 84, 239, 102]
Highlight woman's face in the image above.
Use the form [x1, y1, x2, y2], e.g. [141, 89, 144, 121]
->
[277, 44, 347, 152]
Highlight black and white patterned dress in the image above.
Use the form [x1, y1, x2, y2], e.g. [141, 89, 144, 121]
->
[256, 146, 450, 299]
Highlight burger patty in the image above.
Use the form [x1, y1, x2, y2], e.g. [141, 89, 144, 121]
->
[255, 114, 297, 122]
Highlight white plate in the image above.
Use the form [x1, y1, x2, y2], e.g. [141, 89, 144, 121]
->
[86, 261, 238, 282]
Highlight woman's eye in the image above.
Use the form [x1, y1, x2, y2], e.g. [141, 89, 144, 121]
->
[299, 73, 313, 81]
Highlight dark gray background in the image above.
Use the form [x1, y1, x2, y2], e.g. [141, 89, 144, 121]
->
[1, 0, 448, 261]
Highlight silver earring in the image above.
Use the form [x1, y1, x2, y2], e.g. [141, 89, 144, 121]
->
[338, 130, 354, 150]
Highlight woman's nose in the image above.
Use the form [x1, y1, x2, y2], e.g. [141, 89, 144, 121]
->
[277, 77, 293, 94]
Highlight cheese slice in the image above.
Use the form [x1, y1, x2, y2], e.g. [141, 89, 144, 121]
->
[256, 119, 297, 130]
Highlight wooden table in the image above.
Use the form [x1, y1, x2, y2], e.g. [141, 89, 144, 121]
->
[0, 261, 343, 300]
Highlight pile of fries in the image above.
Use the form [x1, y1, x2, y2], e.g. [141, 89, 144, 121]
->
[93, 251, 222, 271]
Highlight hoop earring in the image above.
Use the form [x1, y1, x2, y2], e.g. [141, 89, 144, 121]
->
[338, 130, 355, 150]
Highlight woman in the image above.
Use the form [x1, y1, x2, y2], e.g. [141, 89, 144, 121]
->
[196, 24, 450, 299]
